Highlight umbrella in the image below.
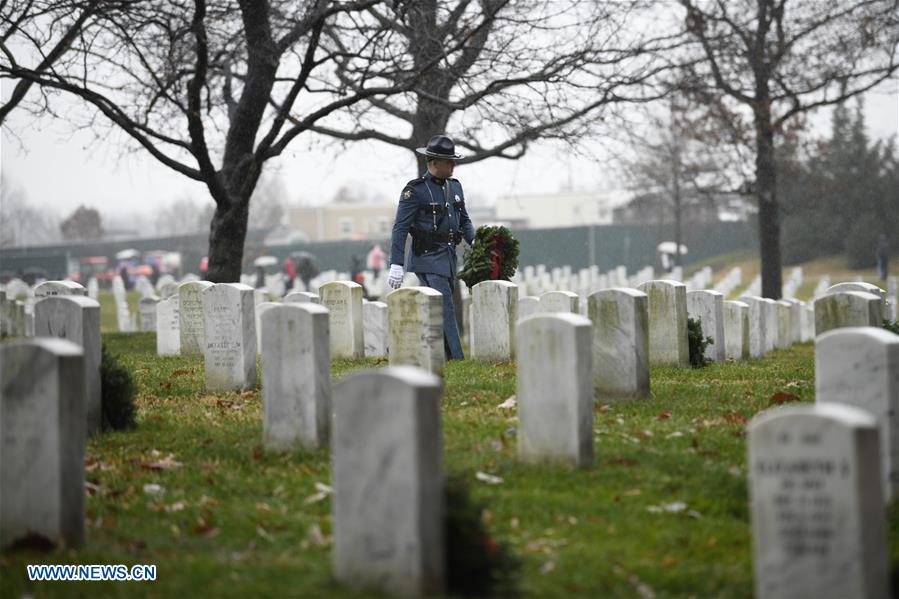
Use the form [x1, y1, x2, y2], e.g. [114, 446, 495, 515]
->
[253, 256, 278, 267]
[656, 242, 688, 255]
[115, 248, 140, 261]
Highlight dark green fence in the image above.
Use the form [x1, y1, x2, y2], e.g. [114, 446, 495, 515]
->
[0, 221, 757, 280]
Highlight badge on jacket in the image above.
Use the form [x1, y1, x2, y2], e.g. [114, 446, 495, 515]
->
[403, 189, 412, 200]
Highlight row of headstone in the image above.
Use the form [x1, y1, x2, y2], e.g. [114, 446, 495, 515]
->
[712, 266, 742, 297]
[748, 324, 899, 598]
[781, 267, 803, 299]
[112, 275, 136, 332]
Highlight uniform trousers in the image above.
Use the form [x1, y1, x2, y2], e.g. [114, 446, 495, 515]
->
[416, 272, 465, 360]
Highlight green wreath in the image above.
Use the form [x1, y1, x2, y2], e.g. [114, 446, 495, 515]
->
[459, 225, 520, 289]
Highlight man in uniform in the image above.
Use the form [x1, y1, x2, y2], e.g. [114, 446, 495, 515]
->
[388, 134, 475, 360]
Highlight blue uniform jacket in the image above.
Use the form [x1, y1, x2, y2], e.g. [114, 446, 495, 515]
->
[390, 170, 475, 278]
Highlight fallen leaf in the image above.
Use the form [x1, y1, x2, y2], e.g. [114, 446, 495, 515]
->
[497, 396, 517, 409]
[143, 484, 165, 496]
[607, 458, 636, 466]
[141, 453, 183, 471]
[723, 412, 747, 424]
[475, 471, 504, 485]
[656, 411, 671, 420]
[252, 446, 263, 461]
[307, 524, 327, 547]
[256, 526, 274, 542]
[191, 525, 219, 538]
[647, 501, 687, 514]
[595, 404, 613, 412]
[165, 501, 186, 513]
[304, 482, 333, 505]
[170, 368, 190, 377]
[539, 561, 555, 575]
[628, 574, 656, 599]
[769, 391, 801, 405]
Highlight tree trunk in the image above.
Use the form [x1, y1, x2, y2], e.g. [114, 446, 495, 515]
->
[206, 198, 250, 283]
[755, 108, 782, 299]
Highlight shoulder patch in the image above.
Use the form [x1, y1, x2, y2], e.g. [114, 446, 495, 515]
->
[402, 188, 412, 200]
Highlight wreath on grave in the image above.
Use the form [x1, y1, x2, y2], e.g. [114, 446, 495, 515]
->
[459, 225, 520, 290]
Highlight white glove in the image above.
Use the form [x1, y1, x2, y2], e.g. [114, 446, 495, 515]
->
[388, 264, 404, 289]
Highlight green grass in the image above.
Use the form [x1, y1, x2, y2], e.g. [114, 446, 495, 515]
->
[7, 333, 894, 598]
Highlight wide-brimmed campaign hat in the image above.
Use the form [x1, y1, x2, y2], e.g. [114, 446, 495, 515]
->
[415, 134, 463, 160]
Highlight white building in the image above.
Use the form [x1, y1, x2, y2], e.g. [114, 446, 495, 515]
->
[494, 189, 631, 229]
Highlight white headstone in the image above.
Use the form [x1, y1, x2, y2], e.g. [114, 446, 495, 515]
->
[1, 338, 86, 550]
[159, 281, 179, 300]
[33, 280, 87, 299]
[86, 278, 99, 300]
[320, 282, 365, 359]
[34, 296, 102, 436]
[686, 290, 726, 363]
[284, 291, 321, 304]
[815, 327, 899, 503]
[636, 280, 689, 367]
[332, 367, 444, 596]
[748, 403, 888, 599]
[362, 301, 388, 358]
[774, 300, 792, 350]
[254, 302, 280, 355]
[762, 298, 778, 353]
[261, 304, 331, 451]
[739, 296, 768, 358]
[516, 314, 594, 467]
[814, 291, 883, 336]
[386, 287, 444, 376]
[138, 296, 160, 332]
[723, 300, 750, 361]
[202, 283, 257, 392]
[517, 296, 540, 321]
[538, 290, 579, 314]
[156, 296, 180, 356]
[826, 282, 886, 303]
[179, 281, 214, 356]
[587, 288, 650, 399]
[470, 281, 518, 362]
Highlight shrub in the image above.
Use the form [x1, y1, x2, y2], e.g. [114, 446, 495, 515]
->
[100, 343, 137, 432]
[445, 474, 521, 596]
[687, 317, 713, 368]
[885, 319, 899, 336]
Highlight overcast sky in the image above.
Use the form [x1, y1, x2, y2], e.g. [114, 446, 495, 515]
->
[1, 81, 897, 223]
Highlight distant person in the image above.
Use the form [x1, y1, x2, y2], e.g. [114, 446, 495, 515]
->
[388, 134, 475, 360]
[366, 243, 386, 277]
[199, 256, 209, 278]
[876, 232, 890, 282]
[254, 265, 266, 289]
[350, 254, 369, 299]
[283, 256, 297, 287]
[295, 252, 319, 292]
[119, 264, 132, 290]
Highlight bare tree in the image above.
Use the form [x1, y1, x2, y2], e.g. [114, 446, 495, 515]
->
[680, 0, 899, 298]
[308, 0, 679, 174]
[0, 0, 447, 281]
[60, 205, 103, 240]
[0, 175, 61, 247]
[622, 85, 755, 266]
[0, 0, 111, 124]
